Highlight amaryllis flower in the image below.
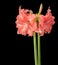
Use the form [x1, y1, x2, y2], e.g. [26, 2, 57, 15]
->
[15, 6, 55, 36]
[36, 8, 55, 36]
[15, 7, 37, 36]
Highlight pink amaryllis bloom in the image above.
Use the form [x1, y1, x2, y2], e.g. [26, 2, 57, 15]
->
[15, 7, 37, 36]
[36, 8, 55, 36]
[15, 6, 55, 36]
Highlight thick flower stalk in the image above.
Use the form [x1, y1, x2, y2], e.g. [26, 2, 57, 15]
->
[15, 3, 55, 65]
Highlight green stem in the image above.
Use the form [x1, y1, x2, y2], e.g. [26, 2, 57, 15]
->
[38, 33, 41, 65]
[33, 32, 37, 65]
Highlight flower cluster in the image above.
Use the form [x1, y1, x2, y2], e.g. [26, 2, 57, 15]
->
[15, 6, 55, 36]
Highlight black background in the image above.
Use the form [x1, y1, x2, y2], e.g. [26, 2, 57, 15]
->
[2, 0, 58, 65]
